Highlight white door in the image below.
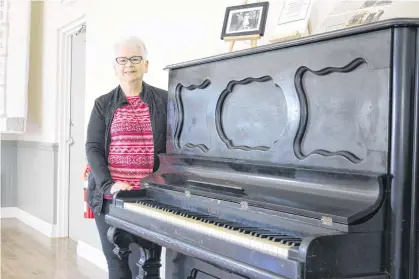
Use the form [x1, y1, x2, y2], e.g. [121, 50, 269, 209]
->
[68, 26, 102, 249]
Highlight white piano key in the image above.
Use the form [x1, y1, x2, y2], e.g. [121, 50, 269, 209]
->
[124, 202, 291, 259]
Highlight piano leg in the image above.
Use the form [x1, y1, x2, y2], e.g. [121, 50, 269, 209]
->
[135, 243, 162, 279]
[107, 226, 162, 279]
[107, 226, 133, 260]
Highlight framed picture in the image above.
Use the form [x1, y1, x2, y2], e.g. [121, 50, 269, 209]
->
[61, 0, 75, 4]
[221, 1, 269, 39]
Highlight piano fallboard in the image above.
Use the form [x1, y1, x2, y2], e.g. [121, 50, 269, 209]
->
[142, 154, 386, 229]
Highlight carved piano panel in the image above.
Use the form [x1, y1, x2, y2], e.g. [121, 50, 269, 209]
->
[167, 29, 390, 173]
[172, 79, 212, 152]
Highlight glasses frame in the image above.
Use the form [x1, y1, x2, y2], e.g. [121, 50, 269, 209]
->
[115, 56, 144, 65]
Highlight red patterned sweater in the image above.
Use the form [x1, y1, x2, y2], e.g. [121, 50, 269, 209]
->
[104, 95, 154, 199]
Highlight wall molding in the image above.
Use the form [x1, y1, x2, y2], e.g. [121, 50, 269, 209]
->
[77, 240, 108, 272]
[1, 139, 18, 146]
[0, 207, 57, 237]
[56, 14, 87, 238]
[17, 140, 58, 151]
[1, 139, 58, 150]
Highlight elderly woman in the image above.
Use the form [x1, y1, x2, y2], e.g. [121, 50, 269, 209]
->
[85, 36, 167, 278]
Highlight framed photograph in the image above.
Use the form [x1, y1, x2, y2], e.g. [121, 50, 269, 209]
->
[345, 9, 384, 28]
[61, 0, 75, 5]
[221, 1, 269, 39]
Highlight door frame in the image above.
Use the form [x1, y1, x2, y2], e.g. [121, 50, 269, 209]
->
[55, 15, 87, 238]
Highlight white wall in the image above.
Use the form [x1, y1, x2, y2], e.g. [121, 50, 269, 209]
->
[15, 0, 334, 144]
[18, 0, 419, 143]
[84, 0, 285, 129]
[15, 0, 91, 143]
[5, 0, 31, 120]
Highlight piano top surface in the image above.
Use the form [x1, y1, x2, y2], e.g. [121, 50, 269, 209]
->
[164, 17, 419, 70]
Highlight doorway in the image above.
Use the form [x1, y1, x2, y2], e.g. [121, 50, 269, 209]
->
[66, 25, 101, 249]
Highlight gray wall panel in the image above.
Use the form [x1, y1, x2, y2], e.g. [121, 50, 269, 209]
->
[16, 141, 58, 224]
[1, 140, 17, 207]
[1, 140, 58, 225]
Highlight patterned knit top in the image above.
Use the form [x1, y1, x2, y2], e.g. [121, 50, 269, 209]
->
[104, 95, 154, 199]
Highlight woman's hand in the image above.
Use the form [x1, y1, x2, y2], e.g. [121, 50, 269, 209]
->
[110, 181, 132, 195]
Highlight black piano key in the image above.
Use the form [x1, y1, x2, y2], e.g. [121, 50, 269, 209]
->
[268, 236, 296, 242]
[253, 232, 277, 238]
[206, 219, 218, 223]
[222, 223, 240, 229]
[258, 233, 287, 239]
[249, 230, 271, 236]
[223, 224, 240, 230]
[191, 215, 209, 220]
[215, 221, 238, 227]
[213, 220, 233, 225]
[265, 235, 290, 241]
[278, 238, 300, 245]
[267, 236, 284, 241]
[133, 200, 304, 247]
[237, 228, 254, 234]
[224, 223, 252, 231]
[288, 242, 302, 247]
[188, 214, 209, 218]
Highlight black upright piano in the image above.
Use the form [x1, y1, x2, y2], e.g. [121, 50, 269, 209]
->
[105, 18, 419, 279]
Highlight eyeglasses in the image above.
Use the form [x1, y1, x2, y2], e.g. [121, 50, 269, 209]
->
[115, 56, 143, 65]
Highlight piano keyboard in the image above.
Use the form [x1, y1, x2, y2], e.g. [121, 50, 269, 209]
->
[124, 200, 301, 259]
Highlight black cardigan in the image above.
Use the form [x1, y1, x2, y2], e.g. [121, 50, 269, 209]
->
[85, 82, 168, 214]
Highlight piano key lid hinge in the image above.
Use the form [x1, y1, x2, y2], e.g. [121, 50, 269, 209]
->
[321, 216, 333, 226]
[240, 201, 249, 210]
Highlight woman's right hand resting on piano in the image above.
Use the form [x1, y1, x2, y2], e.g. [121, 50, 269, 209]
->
[110, 181, 132, 195]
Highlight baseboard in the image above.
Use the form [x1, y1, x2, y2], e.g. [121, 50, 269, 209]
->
[77, 240, 108, 272]
[2, 208, 163, 277]
[0, 207, 57, 237]
[17, 208, 57, 237]
[0, 207, 19, 218]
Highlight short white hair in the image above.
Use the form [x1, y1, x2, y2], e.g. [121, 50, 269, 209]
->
[113, 36, 148, 59]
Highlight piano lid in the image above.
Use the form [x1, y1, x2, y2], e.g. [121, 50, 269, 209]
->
[152, 17, 393, 226]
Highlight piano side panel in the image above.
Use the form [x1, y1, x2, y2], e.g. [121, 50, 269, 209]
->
[166, 29, 390, 173]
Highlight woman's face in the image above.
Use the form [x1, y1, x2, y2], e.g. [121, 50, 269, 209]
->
[114, 45, 148, 83]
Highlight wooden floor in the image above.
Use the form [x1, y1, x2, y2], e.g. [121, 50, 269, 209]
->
[1, 219, 107, 279]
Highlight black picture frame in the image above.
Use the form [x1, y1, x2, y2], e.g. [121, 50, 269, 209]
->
[221, 1, 270, 39]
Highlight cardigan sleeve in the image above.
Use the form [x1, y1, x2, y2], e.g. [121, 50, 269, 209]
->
[85, 98, 114, 195]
